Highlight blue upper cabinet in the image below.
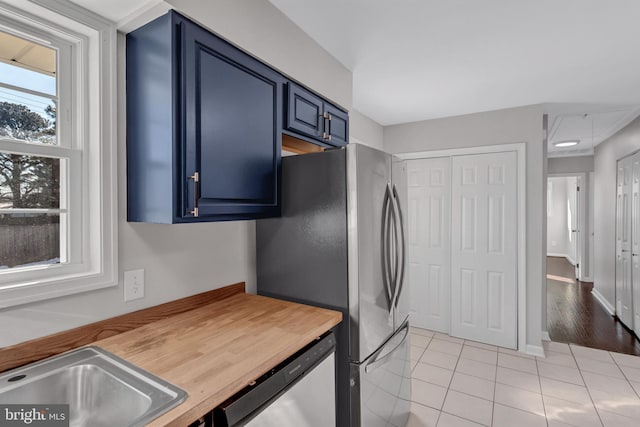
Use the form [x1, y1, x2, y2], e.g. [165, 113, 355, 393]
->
[127, 11, 282, 223]
[285, 83, 349, 147]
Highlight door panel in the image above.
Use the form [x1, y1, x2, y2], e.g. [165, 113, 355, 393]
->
[182, 22, 282, 218]
[285, 82, 324, 140]
[487, 272, 505, 330]
[406, 158, 451, 332]
[451, 152, 517, 348]
[633, 153, 640, 332]
[324, 103, 349, 147]
[348, 144, 394, 362]
[198, 54, 274, 201]
[617, 156, 634, 328]
[488, 195, 505, 253]
[351, 321, 410, 427]
[461, 195, 477, 251]
[460, 269, 477, 325]
[392, 157, 410, 328]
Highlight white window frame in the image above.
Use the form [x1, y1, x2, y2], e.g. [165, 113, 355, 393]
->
[0, 0, 117, 308]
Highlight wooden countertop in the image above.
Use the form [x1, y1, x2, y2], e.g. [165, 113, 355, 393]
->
[94, 292, 342, 427]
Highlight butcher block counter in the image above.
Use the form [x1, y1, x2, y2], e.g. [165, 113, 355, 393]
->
[94, 292, 342, 426]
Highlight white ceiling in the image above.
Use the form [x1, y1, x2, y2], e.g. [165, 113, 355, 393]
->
[269, 0, 640, 125]
[546, 104, 640, 157]
[70, 0, 640, 155]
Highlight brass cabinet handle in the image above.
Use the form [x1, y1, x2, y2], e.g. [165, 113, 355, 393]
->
[189, 172, 199, 217]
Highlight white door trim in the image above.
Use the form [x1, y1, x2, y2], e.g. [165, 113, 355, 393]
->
[397, 143, 527, 353]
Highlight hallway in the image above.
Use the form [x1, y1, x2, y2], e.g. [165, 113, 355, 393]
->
[547, 256, 640, 355]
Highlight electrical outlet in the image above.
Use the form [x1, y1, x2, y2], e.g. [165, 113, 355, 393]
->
[124, 269, 145, 302]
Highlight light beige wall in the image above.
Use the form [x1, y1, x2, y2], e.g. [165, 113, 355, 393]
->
[349, 109, 384, 150]
[168, 0, 352, 110]
[384, 105, 546, 349]
[593, 116, 640, 307]
[547, 156, 594, 174]
[0, 0, 353, 347]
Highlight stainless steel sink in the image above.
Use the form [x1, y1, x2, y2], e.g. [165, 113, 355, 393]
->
[0, 346, 187, 427]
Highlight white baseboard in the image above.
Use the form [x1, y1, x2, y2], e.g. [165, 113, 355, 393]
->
[546, 253, 578, 266]
[591, 288, 615, 316]
[525, 344, 545, 357]
[547, 252, 569, 258]
[541, 331, 551, 342]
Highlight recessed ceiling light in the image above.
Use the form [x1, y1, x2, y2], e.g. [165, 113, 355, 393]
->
[553, 140, 579, 148]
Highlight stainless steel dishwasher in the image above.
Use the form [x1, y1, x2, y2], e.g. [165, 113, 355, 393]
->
[213, 332, 336, 427]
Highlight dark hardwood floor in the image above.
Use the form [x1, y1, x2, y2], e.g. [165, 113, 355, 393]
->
[547, 256, 640, 355]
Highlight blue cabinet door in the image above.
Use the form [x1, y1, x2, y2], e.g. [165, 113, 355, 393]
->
[285, 82, 324, 141]
[181, 18, 283, 219]
[285, 82, 349, 147]
[324, 103, 349, 147]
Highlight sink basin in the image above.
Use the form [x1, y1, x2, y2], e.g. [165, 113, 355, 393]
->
[0, 346, 187, 427]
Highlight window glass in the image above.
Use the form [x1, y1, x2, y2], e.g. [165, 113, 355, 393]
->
[0, 30, 57, 145]
[0, 213, 59, 269]
[0, 30, 56, 96]
[0, 90, 56, 144]
[0, 154, 60, 209]
[0, 30, 62, 270]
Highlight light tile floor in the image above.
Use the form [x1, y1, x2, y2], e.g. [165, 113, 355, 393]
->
[407, 327, 640, 427]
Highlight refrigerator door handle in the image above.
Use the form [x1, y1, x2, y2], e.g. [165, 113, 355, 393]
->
[392, 184, 406, 308]
[389, 186, 400, 307]
[364, 320, 410, 373]
[381, 184, 394, 311]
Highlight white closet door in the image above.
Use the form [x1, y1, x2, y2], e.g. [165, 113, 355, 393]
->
[450, 152, 517, 348]
[407, 157, 451, 332]
[616, 156, 633, 328]
[631, 154, 640, 332]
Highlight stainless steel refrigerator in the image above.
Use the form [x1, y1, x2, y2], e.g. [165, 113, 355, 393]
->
[257, 143, 411, 427]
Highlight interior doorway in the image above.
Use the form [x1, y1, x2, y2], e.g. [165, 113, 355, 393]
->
[546, 174, 640, 354]
[547, 175, 585, 280]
